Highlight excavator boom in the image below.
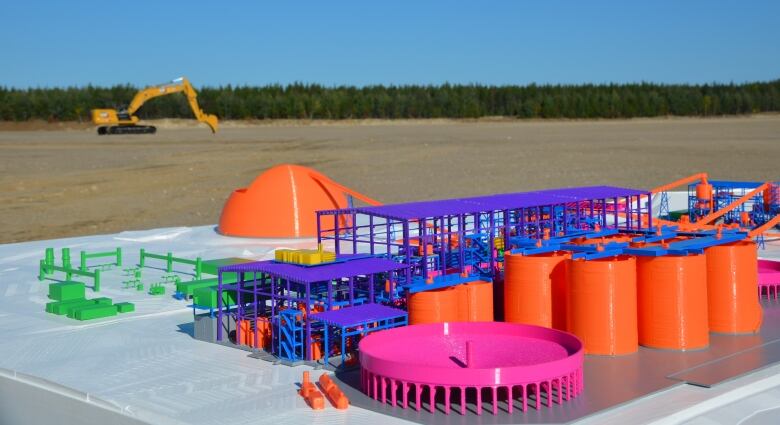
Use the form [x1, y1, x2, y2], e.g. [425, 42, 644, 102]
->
[91, 77, 218, 135]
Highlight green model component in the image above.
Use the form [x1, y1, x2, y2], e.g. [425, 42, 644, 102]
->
[62, 248, 71, 269]
[115, 302, 135, 313]
[46, 299, 93, 315]
[123, 270, 142, 288]
[45, 248, 55, 266]
[162, 274, 181, 284]
[46, 297, 112, 316]
[668, 209, 689, 221]
[139, 249, 203, 279]
[136, 283, 144, 291]
[200, 257, 254, 276]
[45, 299, 89, 315]
[39, 249, 101, 292]
[66, 298, 112, 318]
[73, 304, 118, 321]
[149, 283, 165, 296]
[193, 287, 236, 309]
[44, 295, 133, 321]
[79, 247, 122, 272]
[175, 273, 241, 298]
[48, 281, 86, 301]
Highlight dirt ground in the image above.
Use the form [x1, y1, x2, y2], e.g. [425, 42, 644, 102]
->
[1, 115, 778, 244]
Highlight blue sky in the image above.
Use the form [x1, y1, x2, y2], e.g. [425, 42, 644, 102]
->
[1, 1, 778, 88]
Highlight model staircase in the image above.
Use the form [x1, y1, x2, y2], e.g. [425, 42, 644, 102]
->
[274, 309, 304, 362]
[460, 234, 492, 275]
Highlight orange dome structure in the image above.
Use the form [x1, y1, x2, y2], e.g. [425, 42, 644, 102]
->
[219, 164, 380, 238]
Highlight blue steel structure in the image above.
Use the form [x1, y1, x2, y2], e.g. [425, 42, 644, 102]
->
[508, 224, 749, 259]
[317, 186, 651, 294]
[658, 191, 671, 219]
[311, 303, 407, 367]
[753, 182, 780, 227]
[216, 257, 407, 362]
[688, 180, 765, 223]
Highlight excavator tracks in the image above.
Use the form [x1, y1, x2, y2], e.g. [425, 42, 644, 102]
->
[97, 126, 157, 135]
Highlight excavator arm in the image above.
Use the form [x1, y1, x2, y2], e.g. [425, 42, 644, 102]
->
[125, 80, 185, 115]
[181, 79, 219, 133]
[125, 77, 218, 133]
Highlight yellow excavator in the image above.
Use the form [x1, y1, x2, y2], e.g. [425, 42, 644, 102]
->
[91, 77, 218, 135]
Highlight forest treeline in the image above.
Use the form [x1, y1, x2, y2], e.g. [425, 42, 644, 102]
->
[1, 80, 779, 121]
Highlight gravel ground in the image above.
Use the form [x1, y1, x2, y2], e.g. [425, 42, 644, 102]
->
[1, 115, 778, 243]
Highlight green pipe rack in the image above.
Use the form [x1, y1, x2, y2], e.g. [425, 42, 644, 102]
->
[79, 247, 122, 271]
[139, 249, 202, 280]
[39, 248, 101, 292]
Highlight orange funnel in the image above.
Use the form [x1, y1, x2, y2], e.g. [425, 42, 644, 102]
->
[218, 164, 379, 238]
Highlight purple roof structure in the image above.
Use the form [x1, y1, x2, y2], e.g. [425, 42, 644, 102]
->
[310, 303, 407, 327]
[219, 257, 407, 283]
[325, 185, 647, 220]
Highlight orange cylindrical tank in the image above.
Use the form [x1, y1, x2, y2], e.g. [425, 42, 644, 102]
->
[636, 254, 709, 350]
[408, 287, 459, 325]
[455, 280, 494, 322]
[504, 251, 569, 330]
[568, 255, 638, 355]
[238, 319, 250, 346]
[696, 183, 713, 201]
[705, 241, 763, 334]
[257, 318, 272, 349]
[310, 340, 323, 361]
[239, 319, 272, 349]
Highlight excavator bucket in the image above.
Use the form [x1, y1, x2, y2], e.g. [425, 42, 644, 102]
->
[202, 113, 219, 133]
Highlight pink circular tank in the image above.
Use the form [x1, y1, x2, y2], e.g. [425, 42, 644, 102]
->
[359, 321, 584, 415]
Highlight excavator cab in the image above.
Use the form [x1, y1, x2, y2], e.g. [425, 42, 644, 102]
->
[91, 109, 120, 125]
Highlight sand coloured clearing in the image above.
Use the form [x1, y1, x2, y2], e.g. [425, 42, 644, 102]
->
[0, 115, 778, 243]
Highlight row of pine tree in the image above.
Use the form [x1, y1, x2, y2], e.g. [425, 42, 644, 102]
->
[1, 80, 779, 121]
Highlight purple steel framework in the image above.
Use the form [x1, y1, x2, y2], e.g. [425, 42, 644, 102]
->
[311, 303, 408, 366]
[317, 186, 651, 283]
[216, 257, 407, 361]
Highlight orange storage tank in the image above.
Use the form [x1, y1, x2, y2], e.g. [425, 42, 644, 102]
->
[238, 319, 273, 349]
[636, 254, 709, 350]
[455, 280, 494, 322]
[407, 287, 459, 325]
[568, 255, 638, 355]
[705, 241, 763, 334]
[696, 183, 713, 202]
[310, 340, 323, 361]
[504, 251, 568, 330]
